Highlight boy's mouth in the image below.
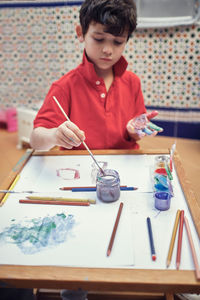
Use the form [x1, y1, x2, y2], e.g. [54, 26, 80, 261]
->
[100, 57, 112, 61]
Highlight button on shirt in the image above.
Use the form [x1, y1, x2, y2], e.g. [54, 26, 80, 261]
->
[34, 51, 146, 150]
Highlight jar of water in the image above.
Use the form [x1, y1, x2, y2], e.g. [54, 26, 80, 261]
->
[96, 169, 120, 202]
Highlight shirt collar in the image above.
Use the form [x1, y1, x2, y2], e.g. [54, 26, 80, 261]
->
[79, 50, 128, 83]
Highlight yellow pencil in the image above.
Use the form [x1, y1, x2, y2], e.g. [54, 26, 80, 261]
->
[166, 209, 181, 268]
[27, 196, 96, 204]
[0, 174, 20, 207]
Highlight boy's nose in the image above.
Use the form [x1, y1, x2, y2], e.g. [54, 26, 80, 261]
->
[102, 45, 112, 56]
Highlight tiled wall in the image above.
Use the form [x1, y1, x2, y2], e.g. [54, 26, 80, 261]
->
[0, 1, 199, 138]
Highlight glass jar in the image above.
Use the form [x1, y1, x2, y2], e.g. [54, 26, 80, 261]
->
[154, 191, 171, 211]
[155, 155, 169, 169]
[96, 169, 120, 202]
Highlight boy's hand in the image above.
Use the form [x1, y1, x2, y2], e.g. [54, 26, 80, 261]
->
[126, 119, 142, 141]
[126, 110, 163, 140]
[54, 121, 85, 149]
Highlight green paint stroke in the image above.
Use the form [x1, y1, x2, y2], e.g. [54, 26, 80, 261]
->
[0, 213, 75, 254]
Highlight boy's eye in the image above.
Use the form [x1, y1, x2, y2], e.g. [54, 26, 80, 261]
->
[94, 38, 104, 42]
[114, 40, 123, 45]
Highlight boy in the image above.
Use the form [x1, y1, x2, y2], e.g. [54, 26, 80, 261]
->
[30, 1, 161, 299]
[30, 0, 160, 152]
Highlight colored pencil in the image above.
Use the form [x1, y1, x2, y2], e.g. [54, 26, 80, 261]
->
[0, 149, 33, 204]
[107, 202, 123, 257]
[19, 199, 90, 206]
[60, 186, 138, 192]
[60, 185, 127, 190]
[53, 96, 105, 175]
[27, 196, 96, 204]
[146, 217, 156, 261]
[166, 210, 181, 268]
[184, 216, 200, 280]
[0, 174, 20, 207]
[176, 210, 184, 270]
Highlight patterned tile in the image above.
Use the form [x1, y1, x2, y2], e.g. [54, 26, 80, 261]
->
[0, 3, 199, 129]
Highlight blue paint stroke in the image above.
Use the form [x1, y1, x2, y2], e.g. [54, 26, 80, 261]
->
[0, 213, 75, 254]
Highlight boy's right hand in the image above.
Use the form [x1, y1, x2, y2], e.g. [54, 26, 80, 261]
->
[54, 121, 85, 149]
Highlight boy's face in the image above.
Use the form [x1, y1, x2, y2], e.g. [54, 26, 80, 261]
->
[77, 22, 128, 75]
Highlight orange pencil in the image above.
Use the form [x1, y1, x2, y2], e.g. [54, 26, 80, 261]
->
[176, 210, 184, 270]
[184, 216, 200, 280]
[19, 199, 90, 206]
[166, 210, 181, 268]
[60, 186, 97, 190]
[107, 202, 123, 257]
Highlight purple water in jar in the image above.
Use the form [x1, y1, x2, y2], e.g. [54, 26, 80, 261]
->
[96, 169, 120, 202]
[154, 191, 171, 211]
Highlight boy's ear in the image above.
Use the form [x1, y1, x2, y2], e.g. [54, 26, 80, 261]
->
[76, 25, 84, 42]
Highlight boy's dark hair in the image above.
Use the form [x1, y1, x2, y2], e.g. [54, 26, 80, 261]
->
[79, 0, 137, 40]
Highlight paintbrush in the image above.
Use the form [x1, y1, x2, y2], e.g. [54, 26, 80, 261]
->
[53, 96, 105, 175]
[0, 190, 36, 194]
[170, 142, 176, 172]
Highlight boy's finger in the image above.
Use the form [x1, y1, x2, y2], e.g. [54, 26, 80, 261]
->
[147, 121, 163, 132]
[65, 121, 85, 144]
[146, 110, 158, 120]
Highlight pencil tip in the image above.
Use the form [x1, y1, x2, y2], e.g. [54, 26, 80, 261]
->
[166, 261, 170, 268]
[176, 262, 180, 270]
[152, 255, 156, 261]
[107, 250, 111, 257]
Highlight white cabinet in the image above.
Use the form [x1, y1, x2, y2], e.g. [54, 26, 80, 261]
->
[17, 108, 37, 149]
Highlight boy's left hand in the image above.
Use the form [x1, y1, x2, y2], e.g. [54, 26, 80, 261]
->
[126, 110, 163, 140]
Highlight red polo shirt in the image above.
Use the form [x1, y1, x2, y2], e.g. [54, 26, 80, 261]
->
[34, 51, 146, 150]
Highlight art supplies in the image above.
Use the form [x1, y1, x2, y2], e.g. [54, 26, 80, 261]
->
[60, 186, 138, 192]
[53, 96, 105, 175]
[27, 196, 96, 204]
[146, 217, 156, 261]
[184, 216, 200, 280]
[152, 155, 174, 211]
[154, 191, 171, 211]
[19, 199, 90, 206]
[0, 149, 33, 204]
[176, 210, 184, 270]
[0, 174, 20, 207]
[60, 185, 128, 190]
[0, 189, 35, 194]
[130, 114, 163, 137]
[96, 169, 120, 202]
[166, 210, 181, 268]
[0, 151, 199, 282]
[107, 202, 123, 256]
[170, 143, 176, 172]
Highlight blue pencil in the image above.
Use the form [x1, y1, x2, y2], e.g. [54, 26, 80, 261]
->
[146, 217, 156, 261]
[68, 187, 138, 192]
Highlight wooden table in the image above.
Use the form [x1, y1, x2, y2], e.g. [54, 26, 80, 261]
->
[0, 149, 199, 298]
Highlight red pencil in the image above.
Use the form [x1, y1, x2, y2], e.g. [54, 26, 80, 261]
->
[60, 185, 127, 190]
[19, 199, 90, 206]
[107, 202, 124, 257]
[184, 216, 200, 280]
[176, 210, 184, 270]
